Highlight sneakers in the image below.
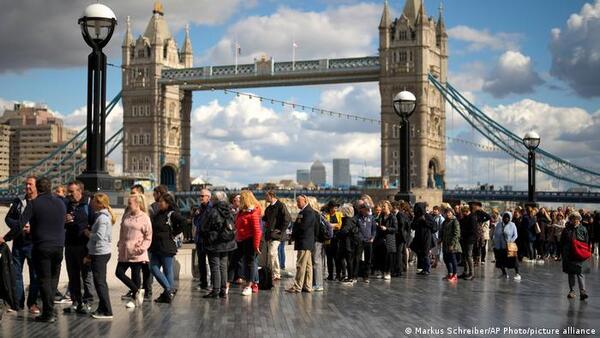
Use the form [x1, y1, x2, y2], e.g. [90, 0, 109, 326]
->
[362, 278, 370, 284]
[251, 283, 259, 294]
[91, 311, 113, 319]
[154, 291, 173, 303]
[34, 314, 57, 323]
[513, 274, 522, 281]
[536, 259, 545, 265]
[54, 293, 72, 304]
[121, 290, 134, 300]
[567, 291, 576, 299]
[63, 303, 90, 315]
[314, 286, 324, 292]
[285, 288, 300, 293]
[203, 291, 219, 299]
[218, 290, 228, 299]
[341, 278, 354, 286]
[125, 301, 136, 309]
[448, 275, 458, 282]
[241, 287, 252, 296]
[375, 273, 383, 279]
[581, 291, 589, 301]
[383, 274, 391, 280]
[28, 304, 41, 315]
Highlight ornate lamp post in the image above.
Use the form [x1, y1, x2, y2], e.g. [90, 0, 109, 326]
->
[393, 90, 417, 203]
[523, 131, 541, 204]
[76, 4, 117, 191]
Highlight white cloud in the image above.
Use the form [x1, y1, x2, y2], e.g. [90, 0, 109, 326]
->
[550, 0, 600, 97]
[482, 51, 544, 98]
[447, 25, 522, 52]
[0, 0, 248, 72]
[200, 4, 380, 65]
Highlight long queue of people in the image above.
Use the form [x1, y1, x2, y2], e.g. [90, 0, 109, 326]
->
[0, 176, 597, 324]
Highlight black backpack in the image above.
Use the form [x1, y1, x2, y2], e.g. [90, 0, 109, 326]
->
[217, 209, 235, 243]
[317, 213, 333, 242]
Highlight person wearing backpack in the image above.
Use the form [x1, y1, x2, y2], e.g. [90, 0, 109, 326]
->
[338, 203, 360, 286]
[149, 193, 186, 303]
[202, 191, 236, 299]
[262, 191, 291, 281]
[560, 212, 590, 301]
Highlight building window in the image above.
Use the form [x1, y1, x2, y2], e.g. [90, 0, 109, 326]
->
[399, 31, 408, 41]
[392, 125, 399, 139]
[132, 106, 137, 117]
[399, 51, 407, 63]
[393, 151, 398, 158]
[137, 49, 145, 58]
[145, 106, 150, 116]
[133, 135, 138, 145]
[145, 134, 150, 145]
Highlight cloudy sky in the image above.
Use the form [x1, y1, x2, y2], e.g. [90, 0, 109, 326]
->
[0, 0, 599, 190]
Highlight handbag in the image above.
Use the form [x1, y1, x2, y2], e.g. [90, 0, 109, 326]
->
[503, 223, 518, 257]
[571, 230, 591, 261]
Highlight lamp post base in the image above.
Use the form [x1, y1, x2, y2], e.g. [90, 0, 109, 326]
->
[77, 171, 115, 193]
[394, 191, 416, 204]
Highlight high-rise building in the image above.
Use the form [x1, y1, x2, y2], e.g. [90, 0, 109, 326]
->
[0, 124, 10, 187]
[310, 160, 326, 187]
[296, 169, 310, 186]
[333, 158, 351, 188]
[0, 103, 115, 186]
[0, 104, 84, 178]
[379, 0, 447, 189]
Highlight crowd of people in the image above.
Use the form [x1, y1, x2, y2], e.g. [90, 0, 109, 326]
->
[0, 176, 598, 323]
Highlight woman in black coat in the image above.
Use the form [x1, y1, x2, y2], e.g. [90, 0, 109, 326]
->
[410, 203, 436, 276]
[375, 201, 397, 280]
[201, 194, 237, 299]
[560, 212, 589, 300]
[337, 204, 359, 285]
[149, 194, 186, 303]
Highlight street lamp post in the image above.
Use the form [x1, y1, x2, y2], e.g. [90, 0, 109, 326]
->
[76, 4, 117, 192]
[393, 90, 417, 203]
[523, 131, 540, 204]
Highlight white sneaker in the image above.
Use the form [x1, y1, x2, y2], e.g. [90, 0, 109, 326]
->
[536, 259, 545, 265]
[383, 274, 391, 280]
[125, 301, 135, 309]
[136, 289, 145, 306]
[241, 287, 252, 296]
[375, 273, 383, 279]
[513, 274, 522, 281]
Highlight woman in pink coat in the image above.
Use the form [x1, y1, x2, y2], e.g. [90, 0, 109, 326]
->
[116, 193, 152, 308]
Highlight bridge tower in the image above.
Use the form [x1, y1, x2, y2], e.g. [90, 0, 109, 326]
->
[121, 1, 192, 191]
[379, 0, 447, 191]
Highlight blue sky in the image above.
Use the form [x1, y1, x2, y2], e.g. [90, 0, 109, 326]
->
[1, 0, 599, 190]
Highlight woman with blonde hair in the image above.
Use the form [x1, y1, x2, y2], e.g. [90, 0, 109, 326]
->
[308, 197, 325, 291]
[235, 190, 262, 296]
[86, 193, 116, 319]
[116, 193, 152, 308]
[338, 203, 360, 285]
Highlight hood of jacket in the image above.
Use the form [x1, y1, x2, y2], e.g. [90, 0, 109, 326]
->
[213, 201, 232, 219]
[502, 211, 513, 223]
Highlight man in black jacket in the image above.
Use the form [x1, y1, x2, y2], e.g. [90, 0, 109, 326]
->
[262, 191, 291, 281]
[62, 180, 95, 314]
[17, 177, 66, 323]
[459, 201, 490, 280]
[286, 195, 317, 293]
[1, 175, 40, 314]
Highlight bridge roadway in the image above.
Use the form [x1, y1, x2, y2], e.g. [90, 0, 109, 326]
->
[159, 56, 381, 90]
[1, 255, 598, 337]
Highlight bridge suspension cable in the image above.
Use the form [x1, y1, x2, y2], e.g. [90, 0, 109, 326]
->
[429, 74, 600, 189]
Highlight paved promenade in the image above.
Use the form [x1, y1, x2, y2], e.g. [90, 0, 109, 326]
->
[1, 256, 598, 337]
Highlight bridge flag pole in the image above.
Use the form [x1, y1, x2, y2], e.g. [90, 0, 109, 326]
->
[292, 40, 298, 70]
[234, 39, 241, 74]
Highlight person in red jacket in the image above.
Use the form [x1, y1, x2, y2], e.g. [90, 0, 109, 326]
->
[235, 190, 262, 296]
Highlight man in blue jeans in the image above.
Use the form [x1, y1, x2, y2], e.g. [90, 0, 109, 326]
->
[2, 176, 40, 314]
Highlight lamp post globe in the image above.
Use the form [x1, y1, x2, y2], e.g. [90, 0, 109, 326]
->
[76, 3, 117, 192]
[523, 131, 541, 151]
[393, 90, 417, 120]
[78, 4, 117, 49]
